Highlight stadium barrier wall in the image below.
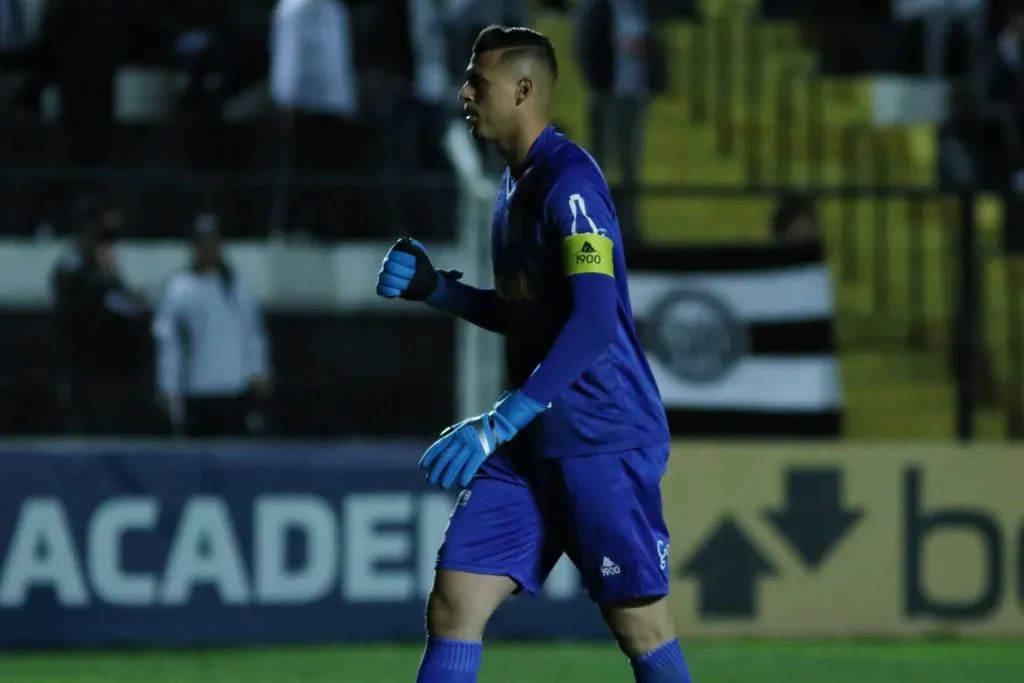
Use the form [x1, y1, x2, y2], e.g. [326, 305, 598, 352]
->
[1, 441, 1022, 649]
[665, 443, 1024, 637]
[0, 440, 603, 649]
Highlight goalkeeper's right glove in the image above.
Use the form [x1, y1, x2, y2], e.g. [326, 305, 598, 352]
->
[375, 238, 462, 304]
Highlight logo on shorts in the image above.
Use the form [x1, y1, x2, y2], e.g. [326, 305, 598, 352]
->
[643, 290, 748, 384]
[601, 556, 621, 577]
[456, 490, 472, 507]
[657, 540, 671, 572]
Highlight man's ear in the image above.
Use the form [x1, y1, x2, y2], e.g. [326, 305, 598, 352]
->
[515, 78, 533, 105]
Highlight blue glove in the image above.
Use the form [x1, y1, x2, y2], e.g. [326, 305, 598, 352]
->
[376, 238, 434, 300]
[420, 391, 548, 489]
[376, 238, 464, 303]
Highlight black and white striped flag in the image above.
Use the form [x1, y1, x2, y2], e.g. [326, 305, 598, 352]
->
[631, 244, 842, 437]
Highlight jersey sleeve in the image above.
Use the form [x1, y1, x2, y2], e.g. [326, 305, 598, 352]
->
[517, 175, 620, 406]
[543, 178, 617, 280]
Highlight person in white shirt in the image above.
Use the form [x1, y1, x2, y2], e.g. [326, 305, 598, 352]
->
[270, 0, 357, 116]
[894, 0, 989, 77]
[153, 215, 272, 437]
[270, 0, 358, 238]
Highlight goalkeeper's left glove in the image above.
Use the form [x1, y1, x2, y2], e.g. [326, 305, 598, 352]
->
[419, 391, 548, 489]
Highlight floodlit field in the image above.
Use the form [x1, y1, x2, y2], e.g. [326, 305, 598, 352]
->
[2, 642, 1022, 683]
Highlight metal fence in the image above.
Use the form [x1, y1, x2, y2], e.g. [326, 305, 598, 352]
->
[0, 8, 1019, 439]
[0, 176, 1017, 439]
[657, 6, 1024, 439]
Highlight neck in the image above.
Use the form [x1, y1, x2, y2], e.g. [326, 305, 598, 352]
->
[496, 118, 550, 169]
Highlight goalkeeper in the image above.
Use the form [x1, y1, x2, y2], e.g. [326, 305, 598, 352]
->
[376, 25, 688, 683]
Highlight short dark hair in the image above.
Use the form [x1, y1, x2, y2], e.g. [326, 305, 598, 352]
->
[472, 25, 558, 80]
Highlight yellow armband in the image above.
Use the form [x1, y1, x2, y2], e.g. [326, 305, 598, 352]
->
[562, 233, 614, 277]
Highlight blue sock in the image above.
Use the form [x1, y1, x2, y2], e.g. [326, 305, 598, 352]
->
[415, 636, 482, 683]
[630, 639, 690, 683]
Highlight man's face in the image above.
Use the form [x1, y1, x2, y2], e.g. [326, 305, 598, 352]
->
[87, 208, 123, 247]
[194, 234, 222, 266]
[459, 50, 519, 141]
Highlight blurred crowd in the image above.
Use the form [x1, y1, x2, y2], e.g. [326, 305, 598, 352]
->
[2, 0, 1024, 438]
[3, 1, 1024, 230]
[0, 0, 674, 243]
[796, 0, 1024, 194]
[51, 198, 271, 437]
[959, 0, 1024, 194]
[0, 0, 677, 437]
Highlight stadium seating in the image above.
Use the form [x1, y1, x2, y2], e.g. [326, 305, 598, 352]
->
[0, 116, 459, 239]
[537, 2, 1016, 439]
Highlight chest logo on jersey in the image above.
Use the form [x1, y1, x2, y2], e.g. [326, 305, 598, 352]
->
[496, 270, 534, 302]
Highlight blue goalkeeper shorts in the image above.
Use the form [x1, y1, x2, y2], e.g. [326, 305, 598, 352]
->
[435, 443, 671, 604]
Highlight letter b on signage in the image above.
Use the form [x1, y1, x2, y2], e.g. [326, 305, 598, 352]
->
[903, 468, 1003, 619]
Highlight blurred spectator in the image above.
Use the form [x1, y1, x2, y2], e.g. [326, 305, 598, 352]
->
[439, 0, 531, 80]
[350, 0, 436, 234]
[51, 195, 151, 435]
[1, 0, 123, 233]
[771, 193, 821, 245]
[0, 0, 25, 50]
[981, 0, 1024, 103]
[351, 0, 413, 114]
[0, 0, 238, 231]
[407, 0, 448, 111]
[173, 0, 265, 116]
[893, 0, 990, 77]
[0, 0, 203, 142]
[974, 0, 1024, 189]
[269, 0, 358, 238]
[574, 0, 664, 242]
[153, 214, 272, 437]
[269, 0, 356, 116]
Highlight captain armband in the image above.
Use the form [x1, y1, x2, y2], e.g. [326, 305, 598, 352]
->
[562, 233, 614, 277]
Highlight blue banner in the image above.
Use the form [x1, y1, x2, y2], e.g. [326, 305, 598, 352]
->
[0, 440, 604, 649]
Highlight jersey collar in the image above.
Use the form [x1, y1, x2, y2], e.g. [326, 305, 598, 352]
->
[511, 124, 557, 179]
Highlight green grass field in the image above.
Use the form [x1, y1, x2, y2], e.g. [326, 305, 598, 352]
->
[2, 642, 1022, 683]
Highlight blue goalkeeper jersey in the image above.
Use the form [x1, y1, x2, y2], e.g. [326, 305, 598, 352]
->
[492, 125, 669, 458]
